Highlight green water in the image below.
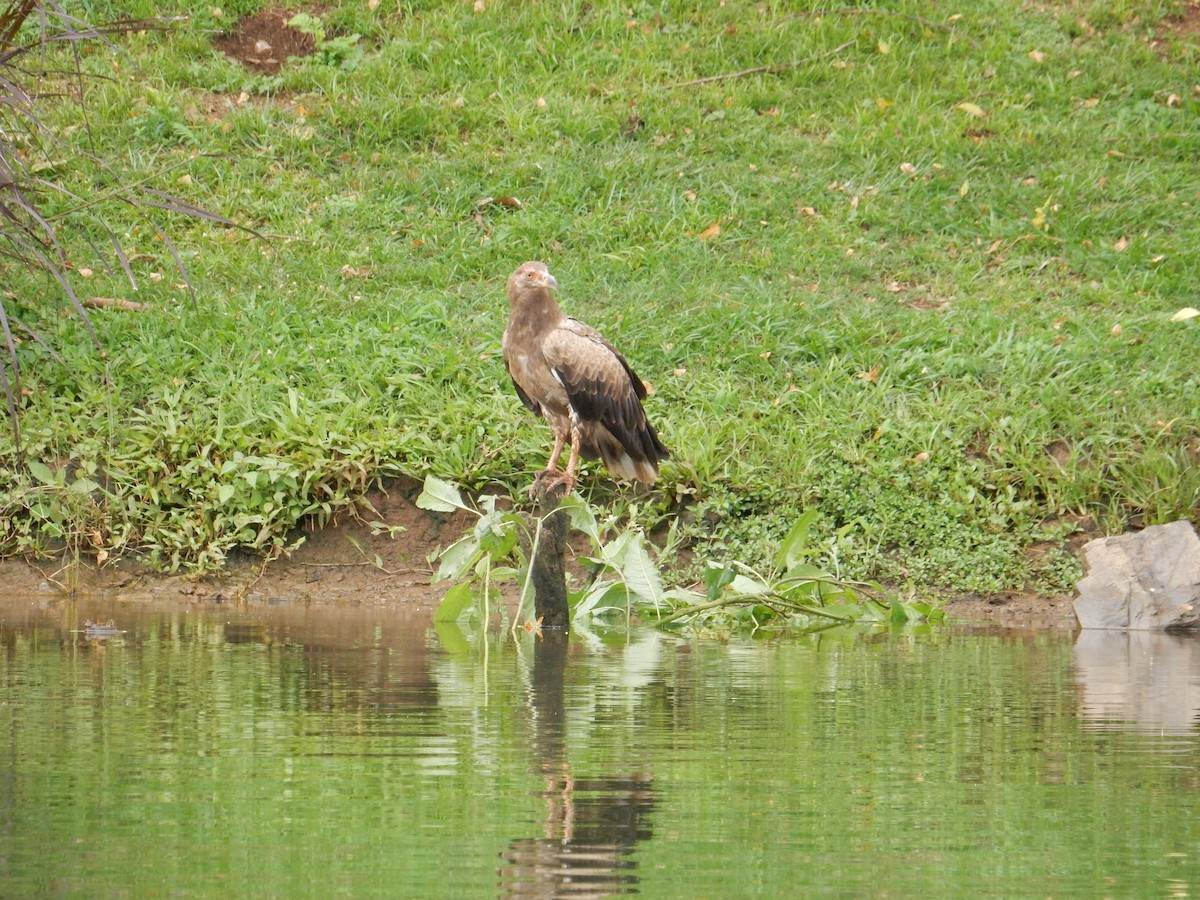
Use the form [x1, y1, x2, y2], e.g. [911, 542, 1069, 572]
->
[0, 599, 1197, 897]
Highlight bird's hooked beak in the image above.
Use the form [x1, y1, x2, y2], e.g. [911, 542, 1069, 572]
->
[540, 270, 559, 291]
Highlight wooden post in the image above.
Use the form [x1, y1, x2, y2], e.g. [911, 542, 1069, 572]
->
[527, 475, 571, 630]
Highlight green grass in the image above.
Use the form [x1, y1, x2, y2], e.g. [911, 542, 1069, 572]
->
[3, 0, 1199, 591]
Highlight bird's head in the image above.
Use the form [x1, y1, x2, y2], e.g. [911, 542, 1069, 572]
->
[507, 261, 559, 301]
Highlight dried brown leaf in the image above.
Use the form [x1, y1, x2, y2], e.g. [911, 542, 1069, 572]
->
[476, 196, 524, 210]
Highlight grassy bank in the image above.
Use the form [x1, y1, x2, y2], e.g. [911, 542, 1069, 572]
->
[3, 0, 1198, 592]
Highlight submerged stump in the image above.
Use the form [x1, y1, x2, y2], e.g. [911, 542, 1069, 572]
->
[526, 474, 571, 631]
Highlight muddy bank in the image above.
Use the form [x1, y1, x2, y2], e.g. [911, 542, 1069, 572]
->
[0, 485, 1079, 629]
[0, 485, 461, 616]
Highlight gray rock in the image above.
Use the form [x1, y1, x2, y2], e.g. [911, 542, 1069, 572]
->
[1074, 520, 1200, 630]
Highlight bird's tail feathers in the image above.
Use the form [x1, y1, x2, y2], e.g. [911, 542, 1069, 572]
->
[584, 425, 665, 485]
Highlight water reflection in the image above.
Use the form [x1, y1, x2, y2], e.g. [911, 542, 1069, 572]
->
[1074, 630, 1200, 734]
[2, 598, 1199, 896]
[498, 632, 656, 897]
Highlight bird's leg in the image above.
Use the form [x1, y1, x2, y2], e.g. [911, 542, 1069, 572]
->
[544, 431, 566, 475]
[557, 427, 583, 495]
[534, 430, 580, 498]
[530, 430, 569, 499]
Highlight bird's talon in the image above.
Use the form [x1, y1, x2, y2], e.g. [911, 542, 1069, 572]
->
[530, 468, 574, 500]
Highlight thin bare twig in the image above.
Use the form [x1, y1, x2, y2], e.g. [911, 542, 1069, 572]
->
[666, 39, 855, 89]
[298, 561, 425, 577]
[783, 8, 980, 49]
[10, 314, 64, 364]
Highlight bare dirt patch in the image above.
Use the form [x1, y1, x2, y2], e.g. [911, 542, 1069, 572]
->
[942, 590, 1077, 629]
[1157, 0, 1200, 39]
[213, 8, 317, 74]
[2, 481, 476, 615]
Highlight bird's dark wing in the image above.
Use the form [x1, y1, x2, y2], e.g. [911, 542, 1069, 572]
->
[503, 354, 542, 414]
[561, 319, 648, 401]
[544, 321, 639, 417]
[542, 319, 666, 465]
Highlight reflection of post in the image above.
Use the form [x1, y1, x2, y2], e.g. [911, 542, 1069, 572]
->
[528, 478, 570, 630]
[499, 631, 656, 896]
[530, 629, 570, 757]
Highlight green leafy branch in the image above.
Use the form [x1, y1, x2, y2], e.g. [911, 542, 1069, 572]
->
[418, 477, 943, 635]
[653, 509, 944, 631]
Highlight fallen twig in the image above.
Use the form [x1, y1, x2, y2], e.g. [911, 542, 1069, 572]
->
[298, 561, 425, 577]
[666, 39, 855, 89]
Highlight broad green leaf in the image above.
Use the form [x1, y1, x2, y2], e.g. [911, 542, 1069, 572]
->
[434, 534, 482, 581]
[572, 582, 628, 619]
[416, 475, 472, 513]
[728, 573, 769, 596]
[777, 563, 830, 583]
[703, 562, 736, 600]
[559, 494, 602, 545]
[27, 461, 57, 486]
[434, 582, 475, 623]
[475, 509, 518, 557]
[775, 508, 820, 572]
[776, 565, 836, 602]
[664, 587, 705, 605]
[602, 530, 664, 607]
[217, 484, 236, 503]
[68, 478, 101, 495]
